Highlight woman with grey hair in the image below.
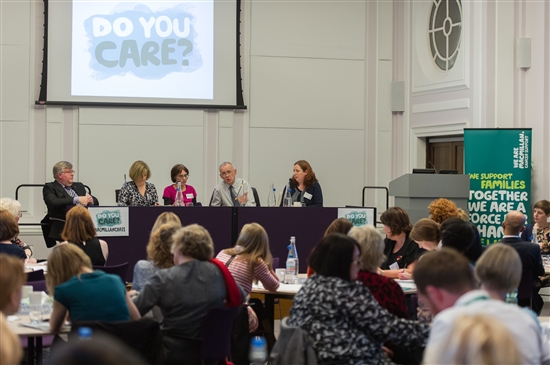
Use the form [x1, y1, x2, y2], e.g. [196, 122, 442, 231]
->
[348, 225, 408, 319]
[0, 198, 35, 262]
[134, 224, 244, 365]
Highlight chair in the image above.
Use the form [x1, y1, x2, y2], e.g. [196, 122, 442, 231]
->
[27, 280, 47, 293]
[71, 318, 162, 365]
[199, 307, 239, 365]
[251, 187, 261, 207]
[93, 262, 129, 284]
[517, 268, 535, 311]
[115, 189, 121, 203]
[26, 270, 45, 282]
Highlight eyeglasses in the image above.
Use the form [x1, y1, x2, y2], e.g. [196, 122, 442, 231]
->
[220, 170, 234, 177]
[62, 170, 75, 174]
[178, 174, 189, 179]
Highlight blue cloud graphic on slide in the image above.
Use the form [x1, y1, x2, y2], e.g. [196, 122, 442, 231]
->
[83, 3, 203, 80]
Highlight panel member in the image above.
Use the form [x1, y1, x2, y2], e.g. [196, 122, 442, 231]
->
[117, 160, 159, 206]
[210, 162, 256, 206]
[279, 160, 323, 207]
[43, 161, 96, 243]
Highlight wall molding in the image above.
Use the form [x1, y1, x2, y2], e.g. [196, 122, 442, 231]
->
[412, 99, 470, 114]
[411, 122, 467, 137]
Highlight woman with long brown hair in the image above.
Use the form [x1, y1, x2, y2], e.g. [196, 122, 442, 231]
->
[279, 160, 323, 207]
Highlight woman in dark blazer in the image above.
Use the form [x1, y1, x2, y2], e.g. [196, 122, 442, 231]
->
[280, 160, 323, 207]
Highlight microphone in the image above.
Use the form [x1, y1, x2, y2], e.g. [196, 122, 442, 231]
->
[428, 161, 438, 173]
[124, 174, 127, 183]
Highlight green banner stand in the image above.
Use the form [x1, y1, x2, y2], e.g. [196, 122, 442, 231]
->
[464, 128, 532, 245]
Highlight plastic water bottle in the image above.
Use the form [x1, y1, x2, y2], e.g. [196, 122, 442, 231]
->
[78, 327, 92, 340]
[505, 289, 518, 305]
[285, 237, 299, 284]
[267, 183, 276, 207]
[249, 336, 267, 365]
[283, 184, 293, 207]
[174, 180, 184, 206]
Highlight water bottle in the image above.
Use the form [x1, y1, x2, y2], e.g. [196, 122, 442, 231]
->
[267, 183, 276, 207]
[78, 327, 93, 340]
[283, 184, 293, 207]
[285, 236, 299, 284]
[249, 336, 267, 365]
[505, 289, 518, 305]
[174, 180, 184, 206]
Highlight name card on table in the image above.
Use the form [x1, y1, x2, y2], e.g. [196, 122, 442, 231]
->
[337, 207, 376, 228]
[88, 207, 129, 237]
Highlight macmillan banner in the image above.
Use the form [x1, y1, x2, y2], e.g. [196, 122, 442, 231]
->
[464, 128, 531, 245]
[88, 207, 129, 237]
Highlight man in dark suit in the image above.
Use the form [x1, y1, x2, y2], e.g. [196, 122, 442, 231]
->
[499, 210, 545, 314]
[42, 161, 97, 245]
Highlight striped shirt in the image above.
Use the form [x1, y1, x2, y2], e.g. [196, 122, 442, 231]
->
[216, 251, 280, 295]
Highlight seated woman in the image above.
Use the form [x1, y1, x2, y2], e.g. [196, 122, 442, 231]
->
[0, 254, 25, 365]
[0, 210, 26, 260]
[288, 234, 429, 364]
[134, 224, 245, 365]
[397, 218, 440, 280]
[440, 218, 476, 259]
[47, 244, 140, 332]
[162, 164, 197, 206]
[348, 225, 408, 319]
[475, 243, 522, 302]
[307, 217, 353, 277]
[521, 199, 550, 253]
[61, 206, 108, 266]
[379, 207, 424, 279]
[117, 160, 159, 206]
[0, 198, 35, 262]
[280, 160, 322, 207]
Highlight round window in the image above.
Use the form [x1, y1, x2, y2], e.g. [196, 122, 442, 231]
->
[429, 0, 462, 71]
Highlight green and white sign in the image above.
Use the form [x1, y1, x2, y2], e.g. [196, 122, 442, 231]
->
[88, 207, 129, 237]
[464, 128, 531, 245]
[337, 208, 376, 227]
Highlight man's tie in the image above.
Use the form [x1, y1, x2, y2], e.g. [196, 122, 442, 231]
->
[230, 186, 241, 207]
[65, 186, 81, 205]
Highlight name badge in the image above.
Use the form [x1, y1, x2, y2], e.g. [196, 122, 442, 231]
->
[303, 192, 313, 200]
[389, 262, 400, 270]
[186, 193, 194, 199]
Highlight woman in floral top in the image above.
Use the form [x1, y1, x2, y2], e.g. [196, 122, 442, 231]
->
[288, 234, 429, 365]
[117, 161, 159, 206]
[521, 200, 550, 254]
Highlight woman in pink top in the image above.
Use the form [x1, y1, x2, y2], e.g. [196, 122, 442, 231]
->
[162, 164, 197, 206]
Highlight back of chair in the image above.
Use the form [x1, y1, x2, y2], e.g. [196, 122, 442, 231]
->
[115, 189, 121, 203]
[517, 267, 534, 302]
[200, 307, 239, 365]
[71, 318, 162, 365]
[92, 262, 129, 284]
[251, 187, 261, 207]
[26, 270, 45, 282]
[28, 280, 47, 293]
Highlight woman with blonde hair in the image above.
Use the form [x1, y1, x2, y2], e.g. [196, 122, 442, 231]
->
[475, 243, 522, 301]
[0, 198, 35, 262]
[61, 205, 108, 266]
[117, 160, 159, 206]
[422, 314, 523, 365]
[47, 244, 140, 332]
[150, 211, 181, 233]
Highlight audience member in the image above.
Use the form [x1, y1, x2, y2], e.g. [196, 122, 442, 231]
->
[61, 206, 108, 266]
[0, 210, 26, 260]
[307, 217, 353, 277]
[522, 199, 550, 253]
[498, 210, 545, 314]
[413, 248, 546, 365]
[47, 244, 140, 332]
[210, 162, 256, 206]
[43, 161, 96, 242]
[134, 224, 245, 364]
[288, 233, 429, 364]
[422, 314, 523, 365]
[0, 198, 35, 262]
[132, 222, 179, 292]
[117, 160, 159, 206]
[0, 253, 26, 315]
[163, 164, 197, 206]
[409, 218, 440, 251]
[349, 225, 408, 318]
[279, 160, 323, 207]
[428, 198, 459, 224]
[475, 243, 521, 301]
[455, 208, 484, 263]
[439, 217, 475, 257]
[379, 207, 424, 279]
[150, 211, 182, 233]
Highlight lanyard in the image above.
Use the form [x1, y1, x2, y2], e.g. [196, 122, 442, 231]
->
[461, 294, 491, 307]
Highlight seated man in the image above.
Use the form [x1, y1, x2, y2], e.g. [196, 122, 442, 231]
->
[210, 162, 256, 207]
[413, 248, 548, 365]
[498, 210, 545, 314]
[43, 161, 97, 244]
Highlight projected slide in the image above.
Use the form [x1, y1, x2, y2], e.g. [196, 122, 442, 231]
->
[71, 1, 213, 100]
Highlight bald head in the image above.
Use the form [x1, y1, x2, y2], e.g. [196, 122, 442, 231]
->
[503, 211, 525, 235]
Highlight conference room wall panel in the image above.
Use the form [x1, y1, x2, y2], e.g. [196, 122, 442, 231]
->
[0, 122, 30, 200]
[79, 124, 204, 206]
[218, 127, 233, 166]
[0, 1, 30, 46]
[0, 46, 30, 122]
[249, 128, 365, 208]
[250, 0, 365, 60]
[249, 56, 365, 130]
[78, 107, 204, 127]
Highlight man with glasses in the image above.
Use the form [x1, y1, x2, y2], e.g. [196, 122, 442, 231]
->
[210, 162, 256, 207]
[42, 161, 97, 244]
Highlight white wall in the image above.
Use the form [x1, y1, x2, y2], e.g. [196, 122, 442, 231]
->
[2, 0, 549, 259]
